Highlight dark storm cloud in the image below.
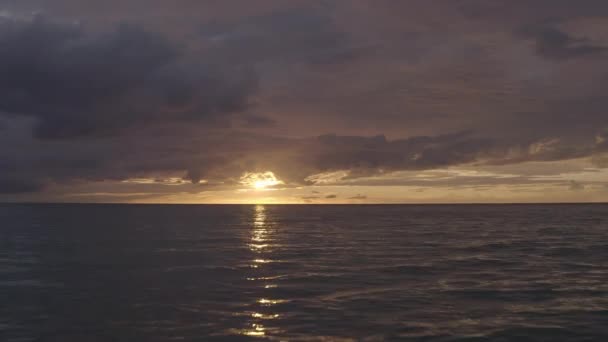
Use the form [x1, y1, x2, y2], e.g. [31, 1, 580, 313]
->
[520, 26, 607, 60]
[0, 16, 257, 139]
[0, 1, 607, 201]
[310, 132, 494, 173]
[286, 131, 602, 183]
[456, 0, 608, 21]
[0, 178, 45, 194]
[200, 6, 350, 65]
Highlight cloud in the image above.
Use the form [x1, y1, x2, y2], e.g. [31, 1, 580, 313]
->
[301, 131, 600, 180]
[0, 1, 607, 202]
[239, 114, 276, 127]
[0, 124, 603, 199]
[0, 178, 45, 194]
[200, 7, 352, 66]
[0, 16, 257, 139]
[596, 131, 608, 147]
[569, 180, 585, 191]
[301, 194, 337, 201]
[591, 154, 608, 168]
[521, 26, 607, 60]
[311, 131, 494, 173]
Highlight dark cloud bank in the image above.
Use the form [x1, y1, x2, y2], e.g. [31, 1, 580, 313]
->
[0, 17, 256, 139]
[0, 1, 607, 198]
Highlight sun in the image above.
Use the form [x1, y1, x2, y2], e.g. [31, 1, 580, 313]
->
[240, 171, 284, 190]
[253, 179, 275, 189]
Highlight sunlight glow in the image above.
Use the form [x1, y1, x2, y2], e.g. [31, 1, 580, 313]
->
[240, 171, 284, 190]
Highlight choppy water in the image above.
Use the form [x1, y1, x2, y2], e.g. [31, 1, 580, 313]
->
[1, 204, 607, 341]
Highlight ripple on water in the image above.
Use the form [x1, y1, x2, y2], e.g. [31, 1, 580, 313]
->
[1, 204, 607, 341]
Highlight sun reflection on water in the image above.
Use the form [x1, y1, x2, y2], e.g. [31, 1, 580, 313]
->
[242, 323, 266, 337]
[258, 298, 287, 305]
[249, 205, 269, 251]
[240, 205, 283, 338]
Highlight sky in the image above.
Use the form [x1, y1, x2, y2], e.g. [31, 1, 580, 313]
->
[0, 0, 607, 204]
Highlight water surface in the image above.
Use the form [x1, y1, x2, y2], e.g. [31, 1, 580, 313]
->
[1, 204, 607, 341]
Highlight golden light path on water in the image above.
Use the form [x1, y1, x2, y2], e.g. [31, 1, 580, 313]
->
[241, 205, 282, 338]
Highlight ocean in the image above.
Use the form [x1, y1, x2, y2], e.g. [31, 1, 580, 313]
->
[1, 204, 607, 341]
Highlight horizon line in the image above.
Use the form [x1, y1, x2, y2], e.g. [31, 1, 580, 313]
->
[1, 201, 607, 206]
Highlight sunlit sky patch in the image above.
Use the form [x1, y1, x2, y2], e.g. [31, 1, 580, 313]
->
[240, 172, 284, 190]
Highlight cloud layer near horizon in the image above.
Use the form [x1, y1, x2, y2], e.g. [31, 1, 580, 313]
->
[0, 0, 607, 202]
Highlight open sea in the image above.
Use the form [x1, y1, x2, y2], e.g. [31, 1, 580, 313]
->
[1, 204, 607, 341]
